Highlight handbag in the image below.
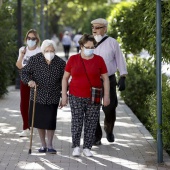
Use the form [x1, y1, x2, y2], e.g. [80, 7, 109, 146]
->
[91, 87, 102, 104]
[80, 56, 102, 104]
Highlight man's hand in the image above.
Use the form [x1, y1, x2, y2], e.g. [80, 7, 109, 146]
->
[103, 95, 110, 107]
[117, 77, 126, 91]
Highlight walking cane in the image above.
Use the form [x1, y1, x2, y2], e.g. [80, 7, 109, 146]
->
[28, 85, 37, 154]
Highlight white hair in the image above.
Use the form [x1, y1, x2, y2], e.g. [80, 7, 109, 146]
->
[41, 39, 57, 54]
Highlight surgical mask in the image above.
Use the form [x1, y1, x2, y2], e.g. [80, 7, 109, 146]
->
[44, 52, 55, 61]
[94, 35, 103, 42]
[27, 39, 36, 48]
[84, 48, 94, 57]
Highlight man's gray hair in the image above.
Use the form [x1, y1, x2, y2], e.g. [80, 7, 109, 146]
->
[41, 39, 57, 54]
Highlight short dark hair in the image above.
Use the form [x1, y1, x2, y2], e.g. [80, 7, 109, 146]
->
[78, 34, 97, 47]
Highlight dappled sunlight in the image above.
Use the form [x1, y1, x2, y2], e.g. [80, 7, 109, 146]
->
[57, 113, 71, 122]
[145, 151, 155, 155]
[0, 125, 16, 133]
[3, 141, 11, 145]
[1, 137, 29, 146]
[118, 133, 137, 138]
[57, 119, 71, 123]
[84, 156, 107, 166]
[94, 155, 145, 170]
[0, 123, 9, 126]
[58, 107, 70, 111]
[4, 108, 20, 114]
[57, 153, 87, 164]
[9, 114, 20, 117]
[115, 121, 136, 127]
[18, 161, 45, 170]
[11, 138, 29, 142]
[127, 142, 143, 147]
[116, 116, 131, 120]
[112, 141, 130, 148]
[39, 158, 64, 169]
[31, 153, 46, 156]
[56, 136, 72, 143]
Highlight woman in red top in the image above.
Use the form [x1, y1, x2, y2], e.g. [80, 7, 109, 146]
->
[62, 34, 110, 157]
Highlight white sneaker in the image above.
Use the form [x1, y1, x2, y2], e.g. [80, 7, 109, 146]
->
[83, 148, 93, 157]
[72, 147, 81, 157]
[19, 129, 30, 137]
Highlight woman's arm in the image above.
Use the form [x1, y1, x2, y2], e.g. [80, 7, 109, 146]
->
[16, 47, 26, 69]
[21, 57, 34, 85]
[61, 71, 70, 106]
[101, 73, 110, 106]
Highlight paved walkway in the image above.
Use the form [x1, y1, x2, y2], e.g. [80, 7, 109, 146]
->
[0, 45, 170, 170]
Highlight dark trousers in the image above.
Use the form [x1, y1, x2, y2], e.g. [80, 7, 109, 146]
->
[76, 46, 80, 53]
[63, 45, 71, 59]
[94, 75, 118, 142]
[20, 80, 30, 130]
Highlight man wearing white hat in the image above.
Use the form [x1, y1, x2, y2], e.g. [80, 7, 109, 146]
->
[91, 18, 128, 145]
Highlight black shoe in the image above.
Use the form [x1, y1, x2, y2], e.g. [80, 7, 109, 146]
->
[38, 147, 47, 153]
[106, 133, 115, 142]
[47, 148, 57, 154]
[93, 140, 102, 146]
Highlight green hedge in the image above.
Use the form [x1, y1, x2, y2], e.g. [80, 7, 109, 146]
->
[120, 56, 156, 125]
[147, 76, 170, 153]
[121, 56, 170, 154]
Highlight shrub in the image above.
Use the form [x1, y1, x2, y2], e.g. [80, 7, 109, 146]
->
[0, 2, 17, 97]
[107, 2, 143, 55]
[147, 75, 170, 152]
[120, 56, 156, 125]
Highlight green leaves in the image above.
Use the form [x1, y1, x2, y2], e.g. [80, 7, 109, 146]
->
[147, 75, 170, 152]
[0, 1, 17, 97]
[120, 56, 156, 124]
[108, 0, 170, 62]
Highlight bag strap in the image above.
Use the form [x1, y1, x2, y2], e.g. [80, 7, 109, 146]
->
[95, 36, 109, 48]
[80, 56, 92, 87]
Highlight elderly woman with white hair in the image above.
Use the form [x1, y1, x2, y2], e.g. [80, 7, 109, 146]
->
[21, 39, 66, 154]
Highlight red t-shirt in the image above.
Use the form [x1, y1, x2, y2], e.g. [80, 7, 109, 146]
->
[65, 54, 108, 98]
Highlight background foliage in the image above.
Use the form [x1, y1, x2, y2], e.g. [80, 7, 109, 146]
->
[120, 56, 156, 125]
[108, 2, 144, 54]
[0, 1, 17, 97]
[147, 75, 170, 153]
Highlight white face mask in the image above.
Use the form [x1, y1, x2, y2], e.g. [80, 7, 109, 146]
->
[27, 39, 36, 48]
[84, 48, 94, 57]
[94, 35, 103, 42]
[44, 52, 55, 61]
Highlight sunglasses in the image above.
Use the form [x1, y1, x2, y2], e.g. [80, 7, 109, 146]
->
[27, 37, 37, 41]
[91, 26, 105, 30]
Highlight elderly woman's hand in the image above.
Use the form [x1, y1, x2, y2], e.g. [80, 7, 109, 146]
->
[58, 94, 68, 109]
[62, 94, 68, 106]
[28, 80, 36, 88]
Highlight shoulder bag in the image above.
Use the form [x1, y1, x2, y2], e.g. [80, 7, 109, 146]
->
[80, 56, 102, 105]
